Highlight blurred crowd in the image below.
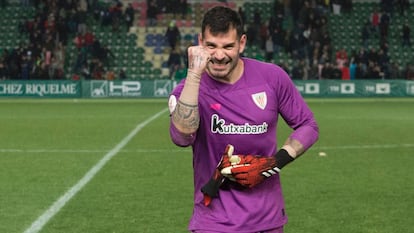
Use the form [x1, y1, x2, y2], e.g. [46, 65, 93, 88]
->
[0, 0, 135, 80]
[0, 0, 413, 81]
[239, 0, 413, 80]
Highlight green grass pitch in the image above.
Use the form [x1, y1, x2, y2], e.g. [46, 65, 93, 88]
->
[0, 98, 413, 233]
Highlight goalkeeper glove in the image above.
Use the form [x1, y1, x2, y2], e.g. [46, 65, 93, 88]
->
[200, 144, 234, 206]
[221, 148, 294, 188]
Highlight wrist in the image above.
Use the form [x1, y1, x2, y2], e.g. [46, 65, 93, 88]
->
[179, 70, 201, 105]
[273, 149, 295, 171]
[187, 69, 202, 81]
[281, 144, 297, 158]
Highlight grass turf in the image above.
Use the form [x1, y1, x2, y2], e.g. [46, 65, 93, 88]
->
[0, 98, 413, 233]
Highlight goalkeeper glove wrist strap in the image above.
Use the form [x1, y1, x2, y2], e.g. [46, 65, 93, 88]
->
[273, 149, 295, 171]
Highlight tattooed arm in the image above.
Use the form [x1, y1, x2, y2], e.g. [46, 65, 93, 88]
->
[171, 93, 200, 135]
[171, 45, 210, 135]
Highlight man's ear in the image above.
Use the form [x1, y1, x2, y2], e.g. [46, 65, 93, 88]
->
[239, 34, 247, 54]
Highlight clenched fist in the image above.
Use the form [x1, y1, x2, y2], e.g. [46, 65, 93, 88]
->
[187, 45, 211, 77]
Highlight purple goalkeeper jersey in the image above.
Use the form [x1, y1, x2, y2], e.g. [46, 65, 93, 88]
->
[169, 58, 319, 232]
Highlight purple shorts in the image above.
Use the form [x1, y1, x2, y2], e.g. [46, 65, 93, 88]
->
[191, 226, 284, 233]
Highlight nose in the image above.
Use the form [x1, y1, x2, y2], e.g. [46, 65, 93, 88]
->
[212, 49, 225, 61]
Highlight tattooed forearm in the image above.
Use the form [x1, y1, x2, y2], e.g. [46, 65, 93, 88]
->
[172, 100, 200, 134]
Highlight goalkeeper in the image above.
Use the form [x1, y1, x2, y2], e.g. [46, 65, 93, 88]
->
[168, 6, 319, 233]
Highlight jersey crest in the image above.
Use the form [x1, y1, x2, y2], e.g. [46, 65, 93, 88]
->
[251, 92, 267, 110]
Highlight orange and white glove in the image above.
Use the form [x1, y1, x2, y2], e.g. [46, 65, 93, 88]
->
[221, 147, 294, 188]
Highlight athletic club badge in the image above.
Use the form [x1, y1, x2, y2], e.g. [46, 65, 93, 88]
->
[252, 92, 267, 110]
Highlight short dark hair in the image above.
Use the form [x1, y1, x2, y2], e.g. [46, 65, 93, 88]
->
[201, 6, 244, 39]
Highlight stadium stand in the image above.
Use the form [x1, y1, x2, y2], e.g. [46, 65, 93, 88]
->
[0, 0, 413, 80]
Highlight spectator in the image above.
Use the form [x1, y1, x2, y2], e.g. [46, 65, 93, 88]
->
[238, 6, 246, 24]
[77, 0, 88, 35]
[355, 47, 368, 68]
[73, 33, 84, 51]
[98, 45, 115, 67]
[91, 59, 105, 79]
[73, 47, 87, 74]
[350, 60, 357, 80]
[335, 47, 348, 68]
[100, 6, 111, 27]
[402, 22, 411, 47]
[119, 68, 127, 79]
[106, 70, 115, 80]
[259, 22, 269, 50]
[264, 35, 274, 62]
[321, 61, 334, 79]
[317, 52, 329, 79]
[245, 22, 258, 47]
[146, 0, 158, 27]
[268, 13, 285, 54]
[80, 62, 93, 80]
[124, 3, 135, 32]
[91, 38, 102, 59]
[43, 35, 54, 66]
[379, 11, 390, 41]
[355, 62, 367, 79]
[366, 61, 384, 79]
[319, 32, 332, 51]
[377, 48, 390, 77]
[49, 43, 65, 79]
[361, 20, 371, 49]
[308, 63, 319, 79]
[72, 73, 80, 80]
[253, 8, 262, 28]
[21, 55, 31, 80]
[310, 40, 321, 66]
[55, 18, 69, 45]
[165, 20, 181, 50]
[0, 51, 7, 79]
[367, 47, 378, 65]
[404, 63, 414, 80]
[388, 62, 401, 79]
[370, 8, 380, 36]
[109, 1, 123, 32]
[291, 59, 308, 80]
[270, 26, 285, 55]
[278, 61, 290, 74]
[167, 46, 183, 79]
[332, 63, 342, 79]
[332, 0, 342, 15]
[341, 62, 351, 80]
[84, 29, 95, 53]
[290, 26, 307, 60]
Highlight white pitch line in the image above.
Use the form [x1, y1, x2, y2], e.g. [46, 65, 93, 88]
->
[23, 108, 168, 233]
